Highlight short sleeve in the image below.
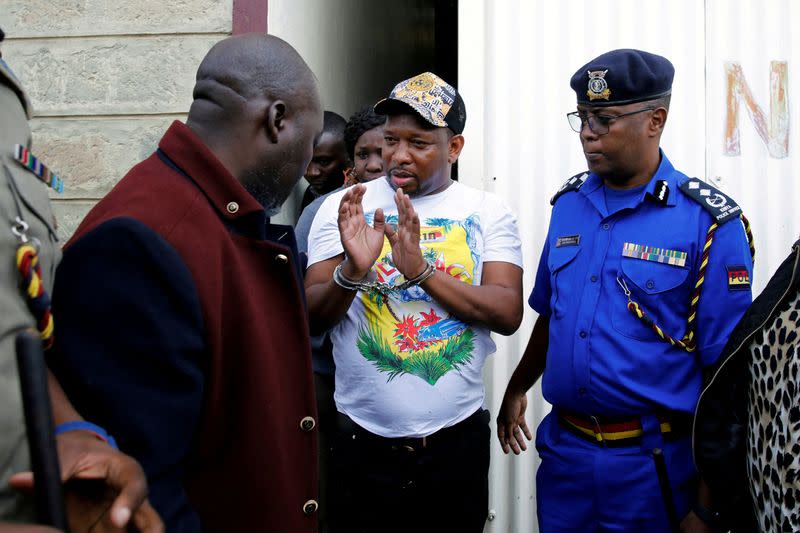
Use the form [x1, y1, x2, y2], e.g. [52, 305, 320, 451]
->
[482, 194, 523, 267]
[695, 216, 754, 367]
[529, 236, 552, 317]
[307, 191, 346, 266]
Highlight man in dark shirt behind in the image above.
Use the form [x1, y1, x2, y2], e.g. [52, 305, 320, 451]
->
[301, 111, 349, 211]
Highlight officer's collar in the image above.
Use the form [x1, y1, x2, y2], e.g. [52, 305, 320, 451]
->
[641, 150, 678, 207]
[581, 149, 678, 208]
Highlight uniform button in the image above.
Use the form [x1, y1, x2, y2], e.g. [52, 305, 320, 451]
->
[590, 275, 598, 282]
[602, 223, 610, 230]
[303, 499, 319, 515]
[226, 201, 239, 214]
[579, 331, 587, 338]
[646, 280, 655, 289]
[275, 253, 289, 264]
[579, 387, 587, 396]
[300, 416, 316, 431]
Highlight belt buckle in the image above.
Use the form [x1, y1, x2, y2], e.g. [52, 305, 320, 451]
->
[590, 415, 607, 448]
[394, 435, 427, 453]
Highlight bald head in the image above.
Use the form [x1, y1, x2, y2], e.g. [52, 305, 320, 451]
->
[189, 34, 318, 127]
[186, 34, 323, 214]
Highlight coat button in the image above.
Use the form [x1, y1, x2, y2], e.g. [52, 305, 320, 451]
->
[226, 201, 239, 214]
[276, 253, 289, 264]
[300, 416, 316, 431]
[303, 499, 318, 515]
[646, 280, 655, 289]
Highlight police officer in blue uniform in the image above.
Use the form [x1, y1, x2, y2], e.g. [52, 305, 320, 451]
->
[497, 49, 754, 532]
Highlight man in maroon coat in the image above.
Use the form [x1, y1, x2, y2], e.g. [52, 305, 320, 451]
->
[48, 34, 324, 532]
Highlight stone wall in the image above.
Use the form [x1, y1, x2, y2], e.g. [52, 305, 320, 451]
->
[0, 1, 232, 240]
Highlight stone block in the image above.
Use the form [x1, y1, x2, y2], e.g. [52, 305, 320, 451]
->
[30, 116, 183, 199]
[0, 0, 231, 37]
[50, 200, 94, 242]
[3, 36, 220, 116]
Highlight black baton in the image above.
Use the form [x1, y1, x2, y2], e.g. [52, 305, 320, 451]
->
[652, 447, 680, 533]
[16, 330, 68, 531]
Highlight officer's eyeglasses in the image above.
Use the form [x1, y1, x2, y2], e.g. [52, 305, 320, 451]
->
[566, 107, 656, 135]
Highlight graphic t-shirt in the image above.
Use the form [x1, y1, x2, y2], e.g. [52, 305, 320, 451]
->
[308, 178, 523, 437]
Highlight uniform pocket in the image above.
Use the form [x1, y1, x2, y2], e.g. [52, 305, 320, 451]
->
[548, 245, 581, 319]
[612, 257, 690, 340]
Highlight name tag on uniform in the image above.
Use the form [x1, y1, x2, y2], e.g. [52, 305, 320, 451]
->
[556, 235, 580, 247]
[726, 265, 751, 291]
[622, 242, 687, 267]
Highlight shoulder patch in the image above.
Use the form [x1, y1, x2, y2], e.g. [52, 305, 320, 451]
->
[550, 172, 589, 205]
[678, 178, 742, 225]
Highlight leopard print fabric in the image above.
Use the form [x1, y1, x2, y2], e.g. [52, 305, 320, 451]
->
[748, 290, 800, 531]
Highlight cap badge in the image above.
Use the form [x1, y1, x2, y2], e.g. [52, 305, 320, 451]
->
[407, 74, 435, 92]
[587, 69, 611, 101]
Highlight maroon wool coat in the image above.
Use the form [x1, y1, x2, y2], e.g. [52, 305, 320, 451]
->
[52, 121, 318, 531]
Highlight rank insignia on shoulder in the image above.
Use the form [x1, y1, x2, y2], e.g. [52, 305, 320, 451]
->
[679, 178, 740, 225]
[726, 265, 751, 291]
[556, 235, 580, 247]
[13, 144, 64, 193]
[551, 171, 589, 205]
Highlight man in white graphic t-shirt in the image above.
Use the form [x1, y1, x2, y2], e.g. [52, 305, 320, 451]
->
[305, 72, 523, 533]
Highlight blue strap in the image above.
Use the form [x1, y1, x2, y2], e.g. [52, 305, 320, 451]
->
[55, 420, 118, 449]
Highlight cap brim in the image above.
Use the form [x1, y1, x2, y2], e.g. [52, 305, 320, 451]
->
[374, 98, 415, 116]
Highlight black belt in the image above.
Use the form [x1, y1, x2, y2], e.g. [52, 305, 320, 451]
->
[336, 408, 488, 453]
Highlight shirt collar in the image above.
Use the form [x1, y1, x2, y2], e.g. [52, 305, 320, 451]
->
[158, 121, 265, 222]
[641, 150, 678, 207]
[580, 149, 678, 214]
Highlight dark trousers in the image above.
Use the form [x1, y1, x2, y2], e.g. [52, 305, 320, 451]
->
[328, 408, 490, 533]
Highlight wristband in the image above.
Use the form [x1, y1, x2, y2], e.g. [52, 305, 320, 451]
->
[691, 502, 721, 528]
[55, 421, 118, 449]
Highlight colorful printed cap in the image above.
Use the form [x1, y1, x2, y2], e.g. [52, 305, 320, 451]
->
[374, 72, 466, 134]
[570, 49, 674, 107]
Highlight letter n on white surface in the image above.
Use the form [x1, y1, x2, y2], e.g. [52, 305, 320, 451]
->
[724, 61, 789, 158]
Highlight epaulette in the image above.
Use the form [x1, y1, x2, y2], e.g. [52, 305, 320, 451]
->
[0, 58, 32, 119]
[678, 178, 742, 225]
[550, 171, 589, 205]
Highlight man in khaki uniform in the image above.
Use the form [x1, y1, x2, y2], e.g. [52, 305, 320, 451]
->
[0, 31, 62, 522]
[0, 30, 162, 531]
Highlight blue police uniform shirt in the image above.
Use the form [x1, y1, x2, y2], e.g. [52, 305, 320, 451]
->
[604, 183, 646, 214]
[530, 151, 753, 416]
